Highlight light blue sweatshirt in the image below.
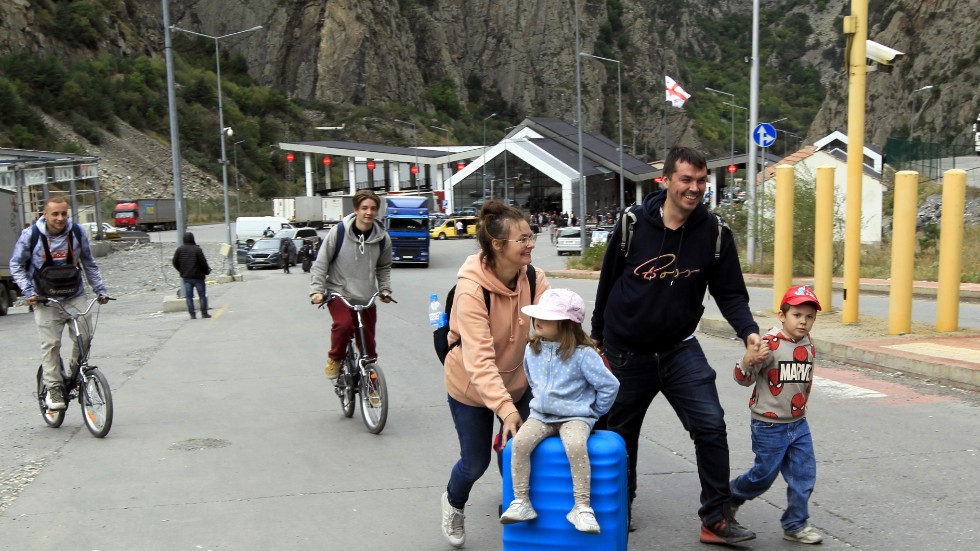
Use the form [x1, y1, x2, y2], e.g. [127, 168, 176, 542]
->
[524, 341, 620, 428]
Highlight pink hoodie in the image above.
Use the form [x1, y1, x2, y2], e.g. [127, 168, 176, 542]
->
[444, 253, 549, 420]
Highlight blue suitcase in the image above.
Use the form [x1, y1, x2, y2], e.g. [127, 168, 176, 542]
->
[502, 429, 628, 550]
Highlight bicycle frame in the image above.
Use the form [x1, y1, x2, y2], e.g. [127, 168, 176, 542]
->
[42, 296, 102, 382]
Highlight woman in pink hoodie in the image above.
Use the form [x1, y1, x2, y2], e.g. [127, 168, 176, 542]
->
[440, 200, 549, 548]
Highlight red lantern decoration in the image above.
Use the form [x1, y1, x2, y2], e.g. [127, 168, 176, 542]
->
[727, 164, 737, 173]
[285, 152, 295, 163]
[410, 165, 419, 175]
[456, 162, 465, 171]
[323, 157, 332, 166]
[367, 160, 376, 170]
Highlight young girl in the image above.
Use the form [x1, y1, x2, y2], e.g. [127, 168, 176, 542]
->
[500, 289, 620, 534]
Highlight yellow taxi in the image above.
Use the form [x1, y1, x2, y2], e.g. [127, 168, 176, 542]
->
[430, 217, 478, 239]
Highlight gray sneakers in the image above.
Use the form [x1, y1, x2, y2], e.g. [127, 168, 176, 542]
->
[441, 491, 465, 548]
[45, 385, 66, 411]
[784, 525, 823, 544]
[499, 498, 538, 524]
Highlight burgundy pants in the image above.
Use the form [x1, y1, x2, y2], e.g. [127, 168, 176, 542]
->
[327, 299, 378, 361]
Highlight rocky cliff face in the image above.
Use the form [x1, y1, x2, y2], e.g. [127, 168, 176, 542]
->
[2, 0, 978, 154]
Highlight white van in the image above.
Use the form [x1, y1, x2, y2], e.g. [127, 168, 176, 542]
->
[236, 216, 294, 246]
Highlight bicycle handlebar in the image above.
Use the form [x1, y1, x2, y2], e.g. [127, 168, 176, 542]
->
[39, 295, 115, 317]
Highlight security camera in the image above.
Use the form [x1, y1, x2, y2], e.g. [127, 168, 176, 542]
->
[866, 40, 904, 66]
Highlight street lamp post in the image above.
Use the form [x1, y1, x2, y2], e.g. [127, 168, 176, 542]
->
[394, 118, 419, 188]
[706, 87, 737, 201]
[428, 125, 451, 146]
[574, 0, 587, 255]
[580, 52, 625, 211]
[233, 139, 244, 218]
[170, 23, 262, 277]
[482, 113, 497, 199]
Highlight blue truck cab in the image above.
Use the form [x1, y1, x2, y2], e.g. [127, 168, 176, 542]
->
[385, 196, 430, 267]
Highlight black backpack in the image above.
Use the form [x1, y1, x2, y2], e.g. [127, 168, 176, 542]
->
[29, 224, 85, 298]
[619, 204, 727, 264]
[433, 264, 537, 365]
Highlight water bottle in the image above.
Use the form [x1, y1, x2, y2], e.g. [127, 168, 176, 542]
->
[429, 294, 443, 328]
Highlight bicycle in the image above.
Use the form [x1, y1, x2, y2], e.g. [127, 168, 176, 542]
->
[319, 291, 393, 434]
[35, 295, 116, 438]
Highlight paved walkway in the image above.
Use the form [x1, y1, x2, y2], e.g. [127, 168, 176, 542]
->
[546, 269, 980, 391]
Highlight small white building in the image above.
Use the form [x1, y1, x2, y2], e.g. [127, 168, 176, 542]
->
[761, 132, 885, 243]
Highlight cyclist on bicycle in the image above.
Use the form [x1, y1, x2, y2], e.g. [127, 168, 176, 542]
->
[310, 190, 393, 379]
[9, 196, 110, 411]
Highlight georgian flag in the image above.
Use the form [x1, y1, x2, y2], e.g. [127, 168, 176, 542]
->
[665, 75, 691, 108]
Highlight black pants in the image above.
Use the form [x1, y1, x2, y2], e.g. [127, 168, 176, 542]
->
[599, 338, 732, 525]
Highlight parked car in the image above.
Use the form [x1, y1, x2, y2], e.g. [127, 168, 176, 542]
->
[430, 217, 478, 240]
[244, 238, 301, 270]
[555, 227, 582, 255]
[81, 222, 122, 240]
[274, 227, 321, 250]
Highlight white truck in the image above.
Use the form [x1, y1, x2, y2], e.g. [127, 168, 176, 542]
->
[272, 195, 383, 228]
[974, 112, 980, 155]
[1, 187, 25, 315]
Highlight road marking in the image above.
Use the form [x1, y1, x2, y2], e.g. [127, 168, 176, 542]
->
[212, 304, 229, 319]
[882, 343, 980, 363]
[813, 376, 886, 399]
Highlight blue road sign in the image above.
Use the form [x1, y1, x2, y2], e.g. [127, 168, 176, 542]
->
[753, 123, 777, 148]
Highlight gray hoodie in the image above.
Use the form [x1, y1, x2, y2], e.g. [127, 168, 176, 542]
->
[309, 213, 392, 305]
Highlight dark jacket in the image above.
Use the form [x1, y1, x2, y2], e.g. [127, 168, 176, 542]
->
[172, 233, 211, 280]
[591, 190, 758, 353]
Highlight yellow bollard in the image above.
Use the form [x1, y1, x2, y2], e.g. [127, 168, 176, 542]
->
[773, 165, 795, 312]
[813, 166, 835, 313]
[936, 169, 966, 332]
[888, 171, 918, 334]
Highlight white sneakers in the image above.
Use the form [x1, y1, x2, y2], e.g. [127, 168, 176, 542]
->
[784, 525, 824, 544]
[441, 491, 465, 548]
[566, 504, 601, 534]
[499, 498, 538, 524]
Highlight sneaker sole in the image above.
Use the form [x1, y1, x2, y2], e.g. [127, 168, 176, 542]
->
[700, 528, 756, 544]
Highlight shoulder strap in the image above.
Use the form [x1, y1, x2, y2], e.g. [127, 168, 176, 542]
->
[445, 265, 535, 356]
[526, 264, 537, 300]
[331, 221, 345, 264]
[618, 205, 638, 257]
[32, 225, 81, 266]
[711, 213, 729, 263]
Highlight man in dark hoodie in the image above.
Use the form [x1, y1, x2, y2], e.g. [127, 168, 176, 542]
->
[591, 146, 765, 545]
[172, 232, 211, 319]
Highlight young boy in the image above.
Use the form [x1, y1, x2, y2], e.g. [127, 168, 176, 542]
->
[730, 285, 823, 544]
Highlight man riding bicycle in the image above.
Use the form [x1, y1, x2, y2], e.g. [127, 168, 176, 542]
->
[310, 190, 393, 379]
[9, 196, 110, 411]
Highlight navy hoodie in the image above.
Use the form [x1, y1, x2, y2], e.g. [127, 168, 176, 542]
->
[591, 190, 759, 354]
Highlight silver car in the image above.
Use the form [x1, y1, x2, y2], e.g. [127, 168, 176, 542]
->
[555, 227, 582, 255]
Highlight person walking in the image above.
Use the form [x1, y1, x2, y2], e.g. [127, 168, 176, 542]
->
[171, 232, 211, 319]
[440, 200, 549, 549]
[730, 285, 824, 544]
[9, 196, 109, 411]
[279, 237, 295, 274]
[310, 190, 393, 379]
[590, 146, 765, 544]
[500, 288, 619, 534]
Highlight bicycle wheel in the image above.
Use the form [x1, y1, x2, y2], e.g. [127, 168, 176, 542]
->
[338, 367, 356, 418]
[359, 362, 388, 434]
[80, 369, 113, 438]
[36, 366, 65, 428]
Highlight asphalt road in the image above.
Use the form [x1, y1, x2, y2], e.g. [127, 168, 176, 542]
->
[0, 233, 977, 550]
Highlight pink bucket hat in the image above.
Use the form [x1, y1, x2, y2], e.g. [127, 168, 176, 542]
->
[521, 288, 586, 324]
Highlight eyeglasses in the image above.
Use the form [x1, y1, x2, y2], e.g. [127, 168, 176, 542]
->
[500, 234, 538, 247]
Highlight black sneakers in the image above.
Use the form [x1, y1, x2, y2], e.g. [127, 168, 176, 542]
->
[700, 517, 756, 545]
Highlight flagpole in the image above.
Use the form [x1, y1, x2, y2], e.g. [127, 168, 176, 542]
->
[662, 76, 667, 161]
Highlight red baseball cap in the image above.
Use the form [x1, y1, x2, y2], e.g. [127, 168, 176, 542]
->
[781, 285, 821, 311]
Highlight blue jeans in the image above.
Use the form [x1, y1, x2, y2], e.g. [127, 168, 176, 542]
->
[730, 418, 816, 533]
[445, 392, 532, 509]
[599, 338, 732, 524]
[182, 278, 208, 315]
